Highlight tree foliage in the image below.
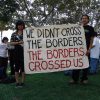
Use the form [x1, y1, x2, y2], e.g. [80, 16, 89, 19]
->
[0, 0, 100, 32]
[0, 0, 19, 30]
[18, 0, 99, 27]
[0, 0, 19, 22]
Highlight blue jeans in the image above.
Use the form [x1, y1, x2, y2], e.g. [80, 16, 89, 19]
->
[89, 58, 99, 74]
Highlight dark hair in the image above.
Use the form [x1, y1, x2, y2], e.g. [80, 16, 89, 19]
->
[2, 37, 8, 43]
[81, 14, 89, 20]
[15, 20, 25, 30]
[94, 32, 97, 37]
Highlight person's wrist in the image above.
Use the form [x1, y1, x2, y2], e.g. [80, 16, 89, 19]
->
[17, 41, 19, 44]
[89, 48, 91, 51]
[88, 48, 91, 51]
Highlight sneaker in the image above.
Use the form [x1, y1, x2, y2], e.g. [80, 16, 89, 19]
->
[15, 83, 20, 88]
[80, 80, 88, 85]
[19, 83, 24, 87]
[69, 80, 78, 84]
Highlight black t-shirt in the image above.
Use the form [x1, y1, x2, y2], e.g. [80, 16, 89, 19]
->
[10, 32, 23, 59]
[11, 32, 23, 42]
[83, 25, 95, 49]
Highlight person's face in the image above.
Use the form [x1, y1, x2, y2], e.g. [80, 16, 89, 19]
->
[81, 16, 89, 25]
[17, 24, 24, 30]
[4, 40, 8, 43]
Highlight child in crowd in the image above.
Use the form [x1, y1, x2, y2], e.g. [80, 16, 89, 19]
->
[0, 37, 8, 82]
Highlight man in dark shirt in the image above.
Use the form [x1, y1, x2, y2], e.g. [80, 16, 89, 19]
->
[69, 15, 95, 84]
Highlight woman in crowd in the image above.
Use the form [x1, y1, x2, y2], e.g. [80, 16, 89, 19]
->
[10, 20, 25, 87]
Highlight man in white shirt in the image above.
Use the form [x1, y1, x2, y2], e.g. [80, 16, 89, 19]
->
[89, 33, 100, 74]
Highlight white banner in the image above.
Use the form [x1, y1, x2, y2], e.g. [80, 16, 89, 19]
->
[23, 24, 89, 74]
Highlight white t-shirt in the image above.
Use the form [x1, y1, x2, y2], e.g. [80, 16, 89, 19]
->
[90, 37, 100, 59]
[0, 43, 8, 58]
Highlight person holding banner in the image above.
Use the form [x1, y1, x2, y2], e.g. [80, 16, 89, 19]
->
[69, 15, 96, 84]
[10, 20, 25, 88]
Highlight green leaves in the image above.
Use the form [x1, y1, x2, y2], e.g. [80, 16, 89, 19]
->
[0, 0, 19, 23]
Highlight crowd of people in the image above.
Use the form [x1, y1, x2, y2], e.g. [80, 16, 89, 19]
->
[0, 14, 100, 88]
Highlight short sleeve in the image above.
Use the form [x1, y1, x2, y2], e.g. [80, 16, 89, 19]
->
[10, 33, 16, 42]
[92, 37, 96, 46]
[90, 26, 95, 37]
